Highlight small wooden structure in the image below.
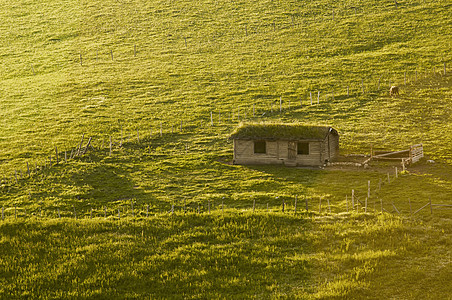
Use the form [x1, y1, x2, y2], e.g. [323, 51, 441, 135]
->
[361, 144, 424, 169]
[369, 144, 424, 164]
[230, 124, 339, 167]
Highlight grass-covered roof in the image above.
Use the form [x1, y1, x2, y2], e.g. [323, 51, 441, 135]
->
[230, 123, 337, 140]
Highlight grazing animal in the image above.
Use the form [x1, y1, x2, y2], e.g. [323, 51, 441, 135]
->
[389, 86, 399, 97]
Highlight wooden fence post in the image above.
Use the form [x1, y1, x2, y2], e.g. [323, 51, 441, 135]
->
[327, 198, 331, 213]
[368, 180, 370, 199]
[365, 198, 368, 213]
[78, 134, 85, 154]
[352, 189, 355, 210]
[318, 197, 322, 213]
[294, 196, 297, 214]
[282, 199, 285, 212]
[395, 167, 398, 178]
[392, 201, 400, 214]
[317, 91, 320, 104]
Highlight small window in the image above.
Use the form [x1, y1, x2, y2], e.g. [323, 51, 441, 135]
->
[297, 142, 309, 155]
[254, 141, 266, 154]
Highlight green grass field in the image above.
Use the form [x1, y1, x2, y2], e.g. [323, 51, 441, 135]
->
[0, 0, 451, 298]
[1, 212, 450, 298]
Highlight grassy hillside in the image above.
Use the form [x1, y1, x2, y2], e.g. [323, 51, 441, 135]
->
[1, 212, 450, 298]
[0, 0, 450, 212]
[0, 0, 451, 298]
[1, 0, 450, 163]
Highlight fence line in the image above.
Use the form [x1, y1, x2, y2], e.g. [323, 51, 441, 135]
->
[1, 195, 450, 222]
[0, 127, 448, 220]
[2, 54, 443, 177]
[0, 59, 448, 217]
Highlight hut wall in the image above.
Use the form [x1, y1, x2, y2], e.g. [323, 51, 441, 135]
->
[277, 140, 288, 160]
[267, 141, 279, 158]
[295, 141, 323, 166]
[233, 140, 283, 165]
[328, 134, 340, 160]
[233, 139, 332, 166]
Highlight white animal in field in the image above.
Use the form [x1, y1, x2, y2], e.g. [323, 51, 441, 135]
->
[389, 86, 399, 97]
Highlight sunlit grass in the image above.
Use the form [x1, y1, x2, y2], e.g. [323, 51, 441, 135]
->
[0, 0, 451, 298]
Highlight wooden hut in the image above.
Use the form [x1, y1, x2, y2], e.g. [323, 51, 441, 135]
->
[230, 124, 339, 167]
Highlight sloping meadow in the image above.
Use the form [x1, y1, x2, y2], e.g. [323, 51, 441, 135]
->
[0, 0, 451, 298]
[0, 0, 450, 167]
[1, 212, 450, 298]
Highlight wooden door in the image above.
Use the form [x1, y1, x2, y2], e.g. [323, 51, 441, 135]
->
[288, 141, 296, 160]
